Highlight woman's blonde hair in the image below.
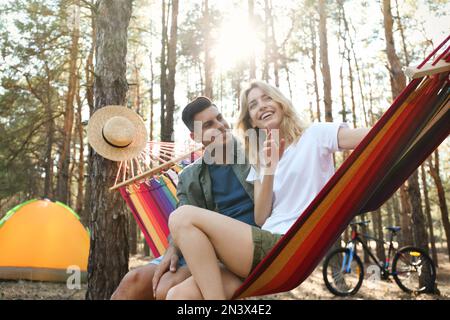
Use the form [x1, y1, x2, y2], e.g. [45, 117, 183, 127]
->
[236, 80, 310, 165]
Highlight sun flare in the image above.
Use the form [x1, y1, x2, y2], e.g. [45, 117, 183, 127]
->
[213, 12, 262, 72]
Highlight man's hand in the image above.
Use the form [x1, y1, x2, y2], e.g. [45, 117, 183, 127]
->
[152, 245, 180, 298]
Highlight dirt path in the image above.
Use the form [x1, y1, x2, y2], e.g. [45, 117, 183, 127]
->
[1, 253, 449, 300]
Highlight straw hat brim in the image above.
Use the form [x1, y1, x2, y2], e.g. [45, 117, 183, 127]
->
[87, 105, 147, 162]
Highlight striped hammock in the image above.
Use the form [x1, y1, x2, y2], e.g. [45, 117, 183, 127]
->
[233, 36, 450, 298]
[119, 169, 179, 258]
[114, 149, 201, 258]
[114, 36, 449, 299]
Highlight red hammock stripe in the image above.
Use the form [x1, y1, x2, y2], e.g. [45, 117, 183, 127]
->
[129, 185, 168, 255]
[136, 184, 170, 238]
[119, 187, 160, 257]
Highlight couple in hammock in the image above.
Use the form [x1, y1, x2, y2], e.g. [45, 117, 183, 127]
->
[112, 80, 369, 300]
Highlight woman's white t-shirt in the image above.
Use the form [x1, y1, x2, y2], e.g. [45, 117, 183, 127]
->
[247, 122, 349, 235]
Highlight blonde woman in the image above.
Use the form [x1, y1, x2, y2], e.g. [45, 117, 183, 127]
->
[166, 81, 370, 300]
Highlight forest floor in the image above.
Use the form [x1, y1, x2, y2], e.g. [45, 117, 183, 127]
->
[1, 251, 449, 300]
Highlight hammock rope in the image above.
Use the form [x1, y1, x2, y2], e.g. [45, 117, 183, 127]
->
[110, 141, 202, 191]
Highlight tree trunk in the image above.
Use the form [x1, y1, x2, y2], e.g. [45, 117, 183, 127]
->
[160, 0, 168, 139]
[248, 0, 256, 79]
[82, 0, 96, 227]
[149, 51, 155, 141]
[384, 0, 428, 258]
[85, 0, 132, 300]
[367, 67, 376, 125]
[385, 200, 393, 228]
[86, 6, 95, 115]
[231, 71, 244, 116]
[339, 0, 368, 127]
[262, 0, 270, 81]
[129, 213, 137, 255]
[318, 0, 340, 249]
[44, 62, 55, 199]
[358, 214, 370, 263]
[56, 1, 80, 204]
[131, 54, 142, 115]
[69, 113, 78, 208]
[421, 163, 438, 267]
[267, 0, 279, 87]
[336, 3, 347, 125]
[382, 0, 406, 99]
[428, 150, 450, 261]
[284, 65, 293, 100]
[383, 0, 422, 252]
[318, 0, 332, 122]
[392, 192, 401, 230]
[309, 16, 321, 122]
[75, 73, 85, 219]
[144, 241, 150, 257]
[339, 54, 346, 123]
[399, 185, 413, 246]
[394, 0, 410, 66]
[407, 170, 435, 289]
[203, 0, 213, 98]
[346, 47, 356, 127]
[162, 0, 178, 142]
[406, 171, 429, 253]
[372, 209, 386, 263]
[335, 0, 356, 128]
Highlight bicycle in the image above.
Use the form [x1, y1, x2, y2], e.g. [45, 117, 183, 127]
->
[322, 220, 436, 296]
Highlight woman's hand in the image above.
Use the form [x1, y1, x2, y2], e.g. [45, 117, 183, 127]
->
[261, 129, 286, 175]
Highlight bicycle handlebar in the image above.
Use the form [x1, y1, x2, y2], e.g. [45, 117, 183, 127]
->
[349, 220, 371, 227]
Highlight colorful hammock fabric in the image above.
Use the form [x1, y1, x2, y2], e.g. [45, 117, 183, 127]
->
[115, 147, 201, 258]
[232, 36, 450, 298]
[119, 168, 179, 258]
[115, 36, 449, 299]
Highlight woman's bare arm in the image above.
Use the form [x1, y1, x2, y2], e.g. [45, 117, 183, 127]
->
[253, 131, 286, 226]
[338, 127, 371, 150]
[253, 176, 275, 226]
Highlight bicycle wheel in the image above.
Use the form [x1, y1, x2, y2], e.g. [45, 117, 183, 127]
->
[322, 248, 364, 296]
[392, 246, 436, 294]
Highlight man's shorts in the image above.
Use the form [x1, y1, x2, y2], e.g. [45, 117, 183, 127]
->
[251, 226, 283, 272]
[149, 255, 188, 267]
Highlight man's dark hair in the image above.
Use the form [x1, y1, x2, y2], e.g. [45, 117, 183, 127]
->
[182, 96, 216, 131]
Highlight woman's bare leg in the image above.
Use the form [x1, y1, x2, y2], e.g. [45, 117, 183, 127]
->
[168, 205, 254, 300]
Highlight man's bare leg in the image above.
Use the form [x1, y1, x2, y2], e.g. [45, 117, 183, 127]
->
[111, 264, 190, 300]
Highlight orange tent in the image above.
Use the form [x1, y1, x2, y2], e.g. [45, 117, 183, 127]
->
[0, 199, 90, 282]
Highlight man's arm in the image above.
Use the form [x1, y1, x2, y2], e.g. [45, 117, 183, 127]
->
[175, 171, 189, 208]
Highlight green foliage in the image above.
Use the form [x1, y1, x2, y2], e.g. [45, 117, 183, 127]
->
[178, 3, 222, 68]
[0, 0, 72, 199]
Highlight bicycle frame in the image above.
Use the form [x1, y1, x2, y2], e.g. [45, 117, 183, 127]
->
[327, 224, 436, 296]
[344, 226, 397, 276]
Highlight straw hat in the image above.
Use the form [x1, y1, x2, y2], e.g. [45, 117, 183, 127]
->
[87, 105, 147, 161]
